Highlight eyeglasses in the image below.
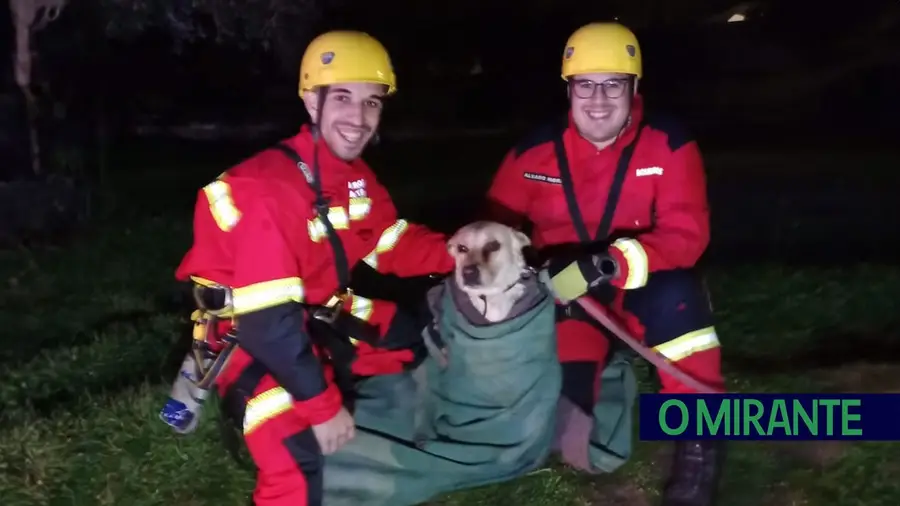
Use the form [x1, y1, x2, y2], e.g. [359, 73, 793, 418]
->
[569, 78, 631, 99]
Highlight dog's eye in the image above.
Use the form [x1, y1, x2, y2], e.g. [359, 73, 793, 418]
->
[483, 240, 501, 254]
[456, 244, 469, 254]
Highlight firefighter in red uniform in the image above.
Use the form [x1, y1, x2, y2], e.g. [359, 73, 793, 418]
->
[175, 31, 453, 506]
[484, 23, 725, 506]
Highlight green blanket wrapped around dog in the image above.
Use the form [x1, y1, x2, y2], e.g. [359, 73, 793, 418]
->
[322, 276, 561, 506]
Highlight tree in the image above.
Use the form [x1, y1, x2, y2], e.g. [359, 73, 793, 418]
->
[9, 0, 339, 176]
[10, 0, 67, 176]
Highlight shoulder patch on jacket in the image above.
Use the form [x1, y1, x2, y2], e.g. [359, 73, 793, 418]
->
[643, 113, 695, 152]
[513, 115, 568, 158]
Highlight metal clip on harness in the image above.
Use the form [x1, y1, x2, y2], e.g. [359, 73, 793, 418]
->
[191, 283, 239, 390]
[310, 288, 352, 325]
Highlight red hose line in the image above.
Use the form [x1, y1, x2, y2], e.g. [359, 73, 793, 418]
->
[574, 297, 723, 394]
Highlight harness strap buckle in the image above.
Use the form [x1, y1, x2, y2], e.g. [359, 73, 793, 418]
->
[312, 288, 353, 324]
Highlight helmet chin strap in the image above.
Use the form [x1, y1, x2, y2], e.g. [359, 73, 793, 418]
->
[309, 86, 328, 185]
[612, 77, 638, 143]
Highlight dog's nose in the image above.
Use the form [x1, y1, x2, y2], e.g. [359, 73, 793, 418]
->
[462, 265, 480, 286]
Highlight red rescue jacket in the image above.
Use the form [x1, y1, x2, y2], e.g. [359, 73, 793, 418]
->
[176, 125, 453, 423]
[484, 97, 711, 362]
[485, 96, 710, 290]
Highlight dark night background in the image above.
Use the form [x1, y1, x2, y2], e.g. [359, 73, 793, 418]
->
[1, 0, 898, 261]
[1, 1, 900, 504]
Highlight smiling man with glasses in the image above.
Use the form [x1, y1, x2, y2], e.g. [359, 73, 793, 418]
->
[484, 22, 724, 506]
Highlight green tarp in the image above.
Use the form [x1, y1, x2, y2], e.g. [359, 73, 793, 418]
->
[323, 279, 561, 506]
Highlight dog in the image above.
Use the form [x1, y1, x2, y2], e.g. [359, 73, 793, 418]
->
[445, 221, 534, 323]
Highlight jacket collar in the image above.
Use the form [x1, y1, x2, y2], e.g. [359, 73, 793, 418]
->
[284, 124, 365, 189]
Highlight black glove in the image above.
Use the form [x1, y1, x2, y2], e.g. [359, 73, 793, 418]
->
[540, 252, 619, 302]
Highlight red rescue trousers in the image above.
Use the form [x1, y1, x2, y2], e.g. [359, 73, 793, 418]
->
[211, 297, 427, 506]
[557, 269, 725, 414]
[217, 348, 338, 506]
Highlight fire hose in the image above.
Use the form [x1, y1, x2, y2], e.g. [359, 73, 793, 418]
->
[574, 296, 723, 394]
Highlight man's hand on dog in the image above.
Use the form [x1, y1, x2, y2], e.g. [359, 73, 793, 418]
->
[540, 252, 619, 302]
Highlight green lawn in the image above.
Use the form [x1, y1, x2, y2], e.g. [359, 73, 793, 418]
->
[2, 144, 900, 505]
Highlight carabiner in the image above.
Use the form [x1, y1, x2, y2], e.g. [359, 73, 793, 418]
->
[312, 288, 353, 324]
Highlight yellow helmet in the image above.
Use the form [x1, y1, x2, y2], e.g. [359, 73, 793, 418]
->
[299, 31, 397, 95]
[561, 22, 642, 80]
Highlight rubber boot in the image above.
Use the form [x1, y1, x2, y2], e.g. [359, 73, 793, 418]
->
[660, 440, 725, 506]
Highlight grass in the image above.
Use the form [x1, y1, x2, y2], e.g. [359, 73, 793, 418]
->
[2, 141, 900, 506]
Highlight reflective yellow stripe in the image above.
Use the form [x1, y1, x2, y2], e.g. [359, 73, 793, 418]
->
[349, 294, 374, 321]
[362, 220, 409, 270]
[307, 200, 373, 242]
[232, 277, 305, 315]
[190, 276, 218, 288]
[653, 326, 720, 361]
[348, 197, 372, 220]
[189, 277, 235, 317]
[243, 387, 293, 435]
[203, 180, 242, 232]
[308, 207, 350, 242]
[611, 238, 649, 289]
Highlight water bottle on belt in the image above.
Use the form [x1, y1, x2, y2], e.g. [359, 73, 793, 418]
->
[159, 352, 212, 434]
[160, 281, 235, 434]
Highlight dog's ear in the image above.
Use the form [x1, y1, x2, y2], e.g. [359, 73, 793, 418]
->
[446, 229, 459, 253]
[511, 229, 538, 266]
[512, 229, 531, 250]
[512, 230, 537, 267]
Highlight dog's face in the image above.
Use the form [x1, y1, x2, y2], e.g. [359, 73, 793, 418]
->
[447, 221, 531, 297]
